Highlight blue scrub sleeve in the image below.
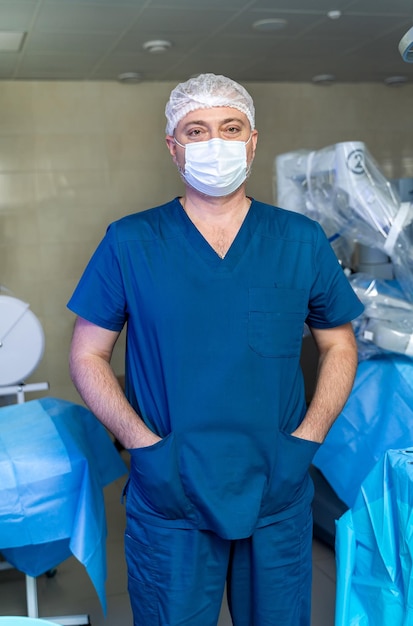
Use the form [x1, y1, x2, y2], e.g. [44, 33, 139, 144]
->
[68, 224, 126, 331]
[306, 224, 364, 328]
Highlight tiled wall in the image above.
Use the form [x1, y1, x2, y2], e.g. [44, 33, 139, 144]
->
[0, 80, 412, 403]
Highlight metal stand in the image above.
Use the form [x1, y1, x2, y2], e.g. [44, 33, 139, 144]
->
[25, 575, 89, 625]
[0, 383, 90, 625]
[0, 382, 49, 404]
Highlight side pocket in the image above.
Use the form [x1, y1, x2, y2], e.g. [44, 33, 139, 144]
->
[260, 432, 320, 516]
[125, 531, 159, 624]
[128, 432, 196, 520]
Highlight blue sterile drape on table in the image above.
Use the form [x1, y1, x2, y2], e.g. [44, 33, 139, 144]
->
[0, 397, 127, 613]
[313, 355, 413, 508]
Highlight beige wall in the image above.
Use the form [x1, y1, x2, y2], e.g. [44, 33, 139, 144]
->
[0, 80, 412, 403]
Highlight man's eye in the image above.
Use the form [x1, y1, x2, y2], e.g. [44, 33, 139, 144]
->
[225, 126, 241, 135]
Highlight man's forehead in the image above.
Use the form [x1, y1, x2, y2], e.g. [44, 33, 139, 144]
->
[178, 106, 249, 128]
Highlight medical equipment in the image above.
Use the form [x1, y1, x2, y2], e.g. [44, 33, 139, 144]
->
[399, 25, 413, 62]
[0, 287, 45, 388]
[349, 273, 413, 359]
[0, 286, 49, 404]
[275, 142, 413, 358]
[0, 288, 93, 625]
[275, 143, 413, 549]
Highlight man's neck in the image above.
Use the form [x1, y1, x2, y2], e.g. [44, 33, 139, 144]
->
[179, 187, 252, 259]
[181, 186, 250, 224]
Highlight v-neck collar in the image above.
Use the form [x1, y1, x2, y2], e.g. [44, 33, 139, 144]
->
[172, 196, 259, 272]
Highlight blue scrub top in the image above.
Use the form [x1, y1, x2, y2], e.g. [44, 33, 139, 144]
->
[68, 197, 364, 539]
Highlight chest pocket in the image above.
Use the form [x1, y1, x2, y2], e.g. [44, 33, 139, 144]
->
[248, 287, 307, 358]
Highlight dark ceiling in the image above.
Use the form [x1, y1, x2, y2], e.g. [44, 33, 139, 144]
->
[0, 0, 412, 84]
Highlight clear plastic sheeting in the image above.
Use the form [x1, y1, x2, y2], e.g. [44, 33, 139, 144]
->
[275, 142, 413, 301]
[335, 448, 413, 626]
[349, 273, 413, 360]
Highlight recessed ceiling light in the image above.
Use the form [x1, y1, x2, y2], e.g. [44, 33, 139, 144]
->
[384, 75, 408, 87]
[142, 40, 172, 54]
[118, 72, 143, 84]
[327, 10, 342, 20]
[252, 18, 287, 32]
[312, 73, 336, 85]
[0, 31, 26, 52]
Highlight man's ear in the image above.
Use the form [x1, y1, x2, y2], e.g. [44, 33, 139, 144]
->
[251, 129, 258, 158]
[165, 135, 177, 159]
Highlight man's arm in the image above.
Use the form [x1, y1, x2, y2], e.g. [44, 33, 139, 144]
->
[69, 316, 161, 449]
[292, 322, 358, 444]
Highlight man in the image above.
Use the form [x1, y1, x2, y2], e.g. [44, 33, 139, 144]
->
[68, 73, 364, 625]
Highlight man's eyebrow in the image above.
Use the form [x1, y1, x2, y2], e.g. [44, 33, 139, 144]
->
[182, 117, 246, 129]
[221, 117, 246, 125]
[181, 120, 207, 129]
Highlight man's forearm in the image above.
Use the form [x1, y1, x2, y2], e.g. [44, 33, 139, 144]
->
[292, 339, 358, 444]
[69, 353, 161, 449]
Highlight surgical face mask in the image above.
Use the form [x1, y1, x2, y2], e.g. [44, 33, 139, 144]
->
[174, 136, 252, 197]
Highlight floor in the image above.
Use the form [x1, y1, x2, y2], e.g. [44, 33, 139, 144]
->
[0, 449, 337, 625]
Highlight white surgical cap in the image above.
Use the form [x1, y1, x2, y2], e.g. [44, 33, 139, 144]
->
[165, 73, 255, 135]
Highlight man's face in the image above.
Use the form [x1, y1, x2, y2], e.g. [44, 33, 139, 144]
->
[165, 106, 258, 172]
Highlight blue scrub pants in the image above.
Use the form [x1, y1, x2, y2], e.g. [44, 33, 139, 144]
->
[125, 505, 313, 626]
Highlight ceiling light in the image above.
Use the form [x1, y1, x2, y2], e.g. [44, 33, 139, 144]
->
[142, 40, 172, 54]
[118, 72, 143, 84]
[383, 75, 408, 87]
[327, 10, 342, 20]
[399, 26, 413, 63]
[0, 31, 26, 52]
[252, 18, 287, 32]
[312, 73, 336, 85]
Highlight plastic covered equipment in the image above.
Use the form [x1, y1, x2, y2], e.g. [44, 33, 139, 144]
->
[335, 447, 413, 626]
[275, 142, 413, 301]
[349, 273, 413, 360]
